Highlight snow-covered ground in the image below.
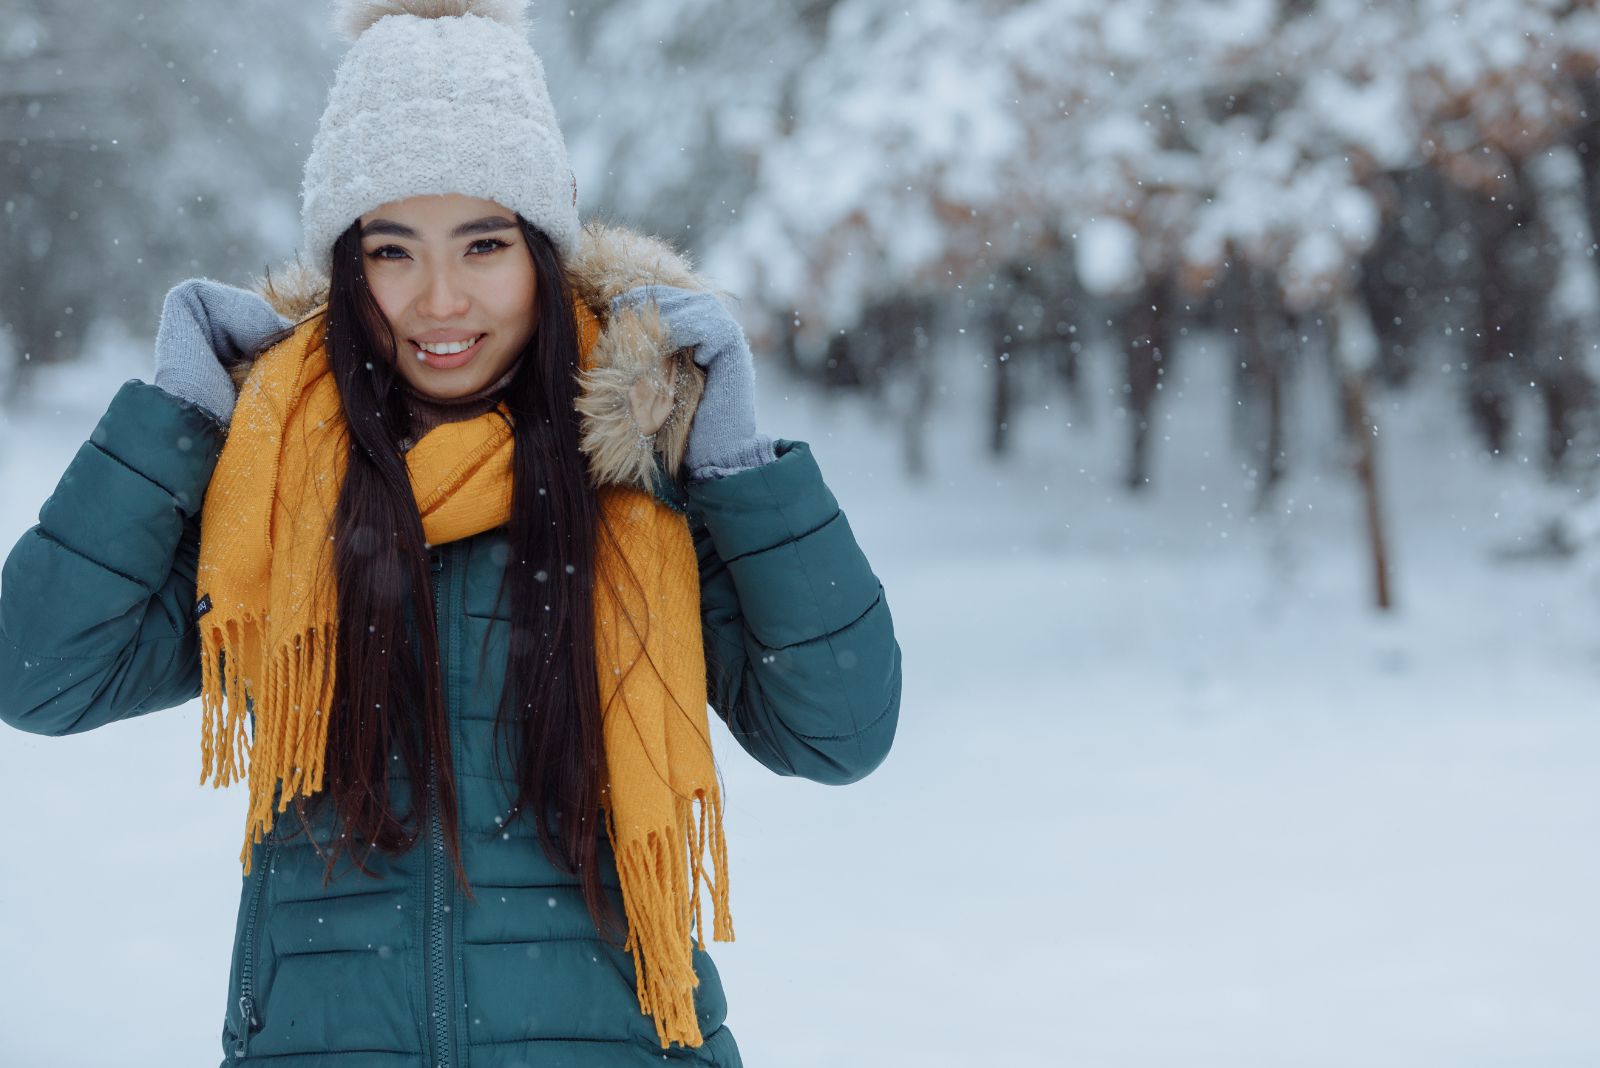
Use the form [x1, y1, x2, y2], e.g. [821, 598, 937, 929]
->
[0, 331, 1596, 1067]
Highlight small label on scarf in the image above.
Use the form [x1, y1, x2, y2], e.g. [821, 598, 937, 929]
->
[195, 593, 212, 620]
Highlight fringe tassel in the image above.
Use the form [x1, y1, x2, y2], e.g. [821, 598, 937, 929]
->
[707, 784, 733, 943]
[608, 783, 735, 1050]
[199, 614, 337, 876]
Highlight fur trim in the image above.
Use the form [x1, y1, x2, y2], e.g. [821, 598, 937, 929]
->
[242, 219, 714, 492]
[569, 220, 712, 488]
[573, 300, 703, 490]
[334, 0, 530, 42]
[250, 259, 331, 324]
[567, 220, 711, 305]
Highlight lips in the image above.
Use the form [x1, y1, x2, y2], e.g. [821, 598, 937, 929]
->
[410, 334, 486, 370]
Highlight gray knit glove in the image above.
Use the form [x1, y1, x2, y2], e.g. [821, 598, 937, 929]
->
[610, 284, 776, 481]
[152, 279, 290, 427]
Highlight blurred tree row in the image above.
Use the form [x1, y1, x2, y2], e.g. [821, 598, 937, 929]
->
[0, 0, 328, 404]
[10, 0, 1600, 553]
[686, 0, 1600, 502]
[549, 0, 1600, 608]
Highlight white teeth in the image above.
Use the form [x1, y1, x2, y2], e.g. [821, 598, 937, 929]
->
[416, 335, 482, 355]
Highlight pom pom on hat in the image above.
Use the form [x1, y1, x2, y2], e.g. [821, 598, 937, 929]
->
[334, 0, 530, 41]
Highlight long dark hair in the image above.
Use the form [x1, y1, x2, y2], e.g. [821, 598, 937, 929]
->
[284, 217, 618, 938]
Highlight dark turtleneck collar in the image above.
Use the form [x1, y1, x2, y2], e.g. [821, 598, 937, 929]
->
[398, 358, 521, 452]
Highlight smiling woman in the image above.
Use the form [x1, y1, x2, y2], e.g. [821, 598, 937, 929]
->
[0, 1, 902, 1065]
[357, 195, 540, 400]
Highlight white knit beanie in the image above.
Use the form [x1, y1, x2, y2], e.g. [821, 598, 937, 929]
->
[300, 0, 579, 274]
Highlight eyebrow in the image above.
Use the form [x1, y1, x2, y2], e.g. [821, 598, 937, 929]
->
[359, 215, 517, 239]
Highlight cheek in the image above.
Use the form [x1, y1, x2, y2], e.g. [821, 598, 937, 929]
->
[492, 270, 540, 337]
[364, 276, 408, 339]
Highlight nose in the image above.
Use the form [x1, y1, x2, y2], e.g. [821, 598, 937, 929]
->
[416, 263, 471, 322]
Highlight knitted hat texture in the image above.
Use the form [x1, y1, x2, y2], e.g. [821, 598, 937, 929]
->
[300, 0, 579, 273]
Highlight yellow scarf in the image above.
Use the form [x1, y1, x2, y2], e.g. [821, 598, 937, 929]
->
[195, 299, 732, 1049]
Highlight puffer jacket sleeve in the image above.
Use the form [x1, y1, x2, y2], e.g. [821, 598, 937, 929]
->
[0, 379, 222, 736]
[687, 439, 900, 785]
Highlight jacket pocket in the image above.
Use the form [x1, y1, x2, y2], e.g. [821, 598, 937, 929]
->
[224, 839, 278, 1061]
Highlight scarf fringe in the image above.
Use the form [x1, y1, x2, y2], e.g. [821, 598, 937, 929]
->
[608, 784, 735, 1050]
[199, 614, 337, 875]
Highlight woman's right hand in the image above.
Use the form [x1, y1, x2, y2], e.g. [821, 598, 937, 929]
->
[152, 279, 290, 427]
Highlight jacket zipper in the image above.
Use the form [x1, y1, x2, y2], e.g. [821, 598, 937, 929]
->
[426, 547, 455, 1068]
[233, 838, 276, 1060]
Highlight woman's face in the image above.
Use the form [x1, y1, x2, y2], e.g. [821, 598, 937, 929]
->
[358, 193, 538, 400]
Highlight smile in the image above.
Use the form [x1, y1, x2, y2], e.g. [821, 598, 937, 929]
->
[411, 334, 486, 369]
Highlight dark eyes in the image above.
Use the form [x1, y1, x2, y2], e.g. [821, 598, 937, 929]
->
[366, 238, 510, 261]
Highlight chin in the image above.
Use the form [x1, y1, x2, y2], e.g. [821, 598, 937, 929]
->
[400, 346, 518, 401]
[408, 373, 490, 401]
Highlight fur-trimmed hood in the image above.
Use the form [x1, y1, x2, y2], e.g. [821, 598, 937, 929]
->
[239, 219, 711, 493]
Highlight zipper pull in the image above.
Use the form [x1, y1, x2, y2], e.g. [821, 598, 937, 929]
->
[429, 547, 444, 573]
[235, 993, 259, 1057]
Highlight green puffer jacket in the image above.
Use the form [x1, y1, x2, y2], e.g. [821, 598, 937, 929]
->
[0, 235, 900, 1067]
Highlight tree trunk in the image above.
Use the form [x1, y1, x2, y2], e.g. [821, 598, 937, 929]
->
[1231, 264, 1287, 507]
[903, 351, 934, 479]
[1330, 296, 1394, 612]
[1340, 371, 1393, 611]
[990, 336, 1012, 457]
[1122, 275, 1173, 491]
[775, 308, 804, 377]
[880, 294, 936, 479]
[1252, 296, 1290, 510]
[1466, 165, 1542, 456]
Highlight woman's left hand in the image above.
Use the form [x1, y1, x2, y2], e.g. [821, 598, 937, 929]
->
[610, 284, 776, 480]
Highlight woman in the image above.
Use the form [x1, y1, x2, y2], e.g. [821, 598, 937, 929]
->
[0, 2, 900, 1065]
